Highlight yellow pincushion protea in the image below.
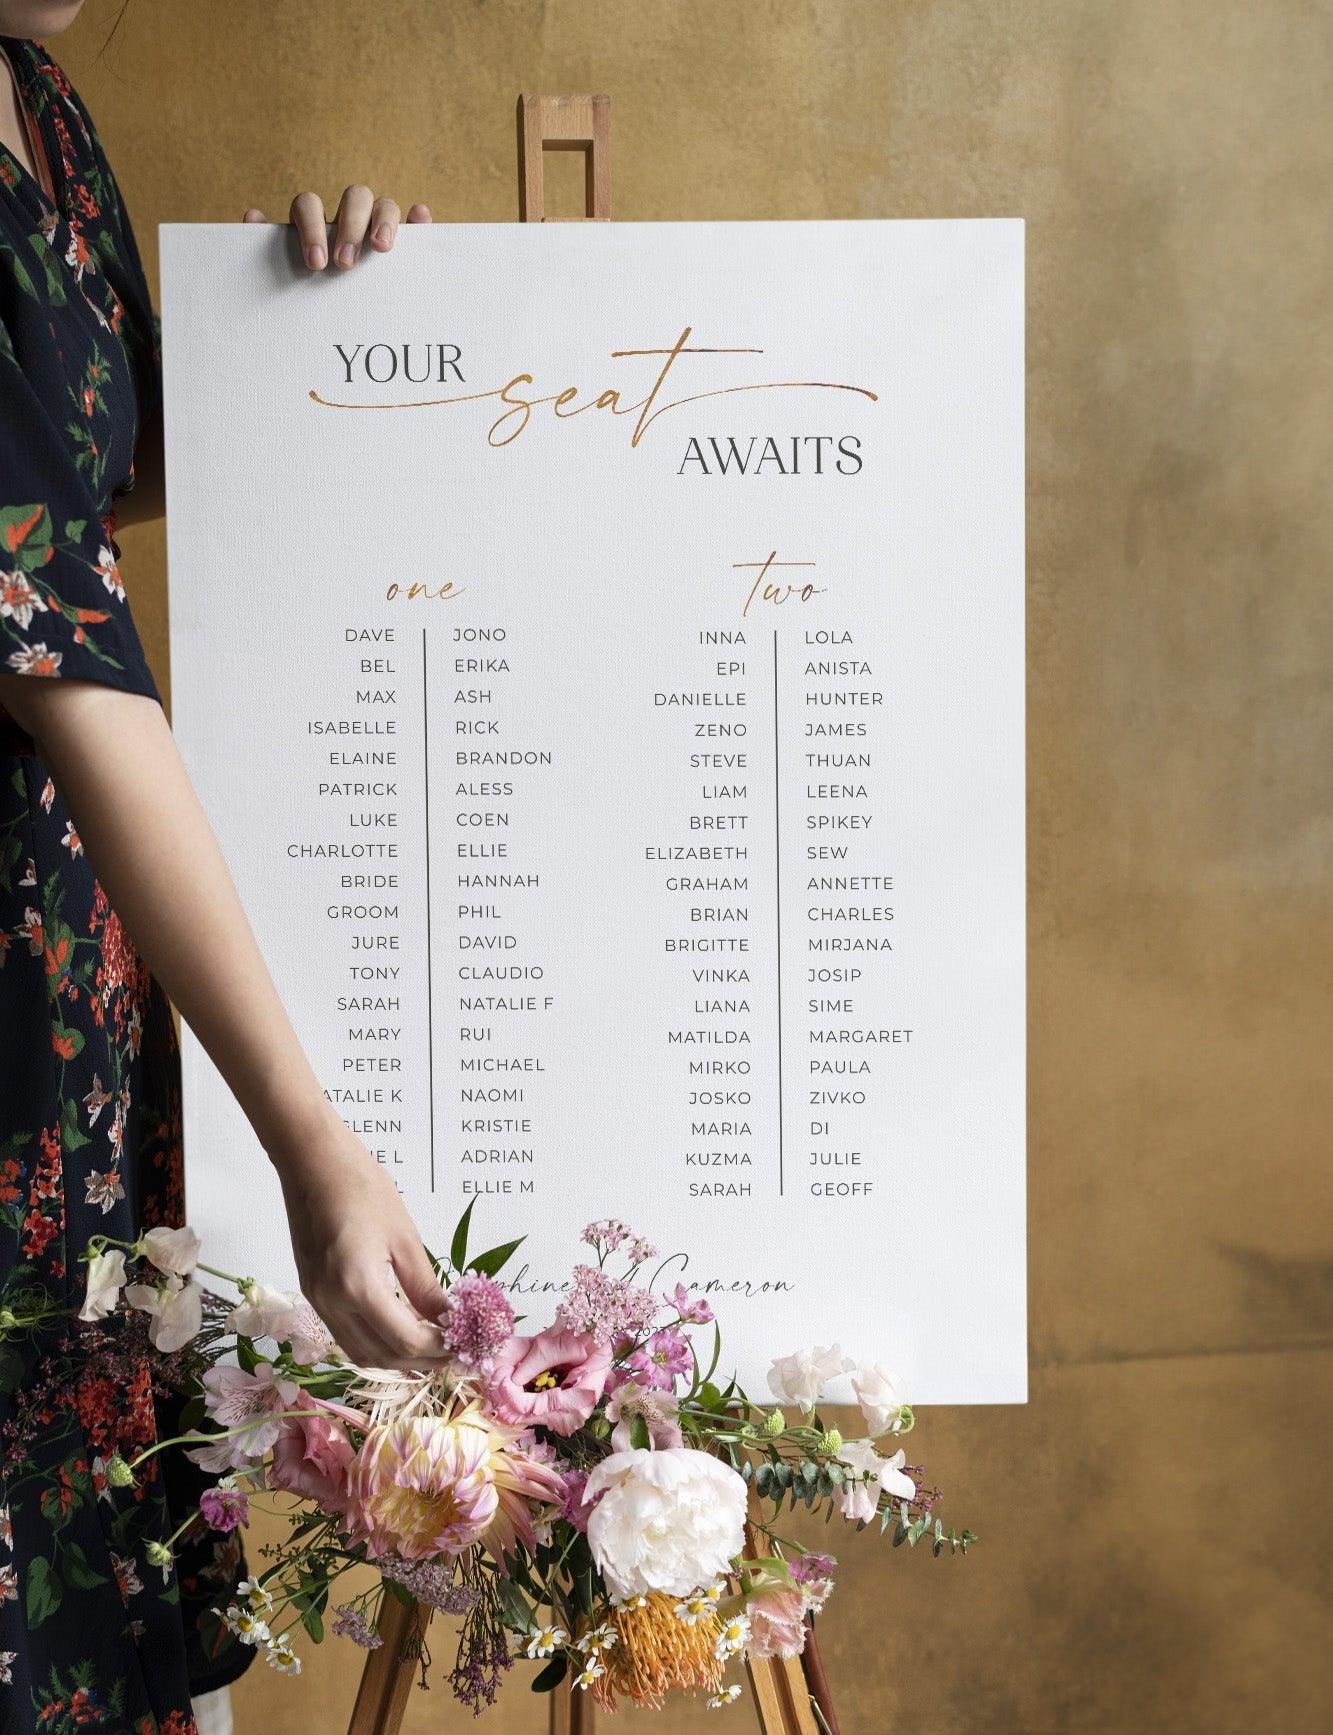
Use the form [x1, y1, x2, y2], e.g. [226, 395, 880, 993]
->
[586, 1592, 727, 1711]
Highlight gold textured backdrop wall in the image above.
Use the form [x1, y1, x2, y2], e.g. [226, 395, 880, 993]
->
[54, 2, 1331, 1730]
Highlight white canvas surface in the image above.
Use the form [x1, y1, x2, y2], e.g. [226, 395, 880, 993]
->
[161, 219, 1026, 1402]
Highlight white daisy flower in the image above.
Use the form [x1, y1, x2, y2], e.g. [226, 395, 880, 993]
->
[715, 1613, 751, 1660]
[525, 1624, 567, 1659]
[708, 1683, 744, 1708]
[238, 1578, 275, 1616]
[265, 1633, 301, 1675]
[215, 1603, 271, 1646]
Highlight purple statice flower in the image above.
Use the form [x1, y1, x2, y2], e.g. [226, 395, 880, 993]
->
[669, 1281, 715, 1325]
[374, 1551, 481, 1614]
[621, 1327, 692, 1392]
[554, 1264, 658, 1347]
[626, 1234, 659, 1263]
[332, 1605, 384, 1649]
[438, 1272, 514, 1367]
[198, 1480, 249, 1533]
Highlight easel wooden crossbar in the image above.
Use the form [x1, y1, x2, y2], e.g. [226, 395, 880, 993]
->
[348, 95, 837, 1735]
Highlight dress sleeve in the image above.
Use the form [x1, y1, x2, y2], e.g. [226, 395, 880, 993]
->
[0, 336, 160, 702]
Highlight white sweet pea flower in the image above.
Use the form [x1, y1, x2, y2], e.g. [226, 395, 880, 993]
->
[140, 1225, 201, 1277]
[79, 1248, 127, 1322]
[227, 1281, 299, 1341]
[124, 1274, 204, 1352]
[850, 1361, 909, 1436]
[835, 1438, 915, 1523]
[766, 1345, 852, 1412]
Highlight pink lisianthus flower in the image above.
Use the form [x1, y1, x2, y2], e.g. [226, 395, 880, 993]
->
[198, 1478, 249, 1533]
[195, 1363, 300, 1469]
[606, 1380, 684, 1451]
[483, 1330, 611, 1436]
[346, 1417, 497, 1560]
[746, 1581, 808, 1660]
[268, 1406, 357, 1511]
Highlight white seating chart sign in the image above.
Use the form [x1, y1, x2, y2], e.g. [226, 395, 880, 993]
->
[162, 219, 1026, 1402]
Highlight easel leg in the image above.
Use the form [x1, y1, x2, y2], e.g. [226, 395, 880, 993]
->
[547, 1685, 595, 1735]
[346, 1595, 432, 1735]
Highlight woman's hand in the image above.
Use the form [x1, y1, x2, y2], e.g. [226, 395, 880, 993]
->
[0, 679, 448, 1372]
[271, 1102, 450, 1371]
[243, 187, 432, 271]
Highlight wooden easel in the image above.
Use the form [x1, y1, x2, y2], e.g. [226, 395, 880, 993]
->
[347, 96, 837, 1735]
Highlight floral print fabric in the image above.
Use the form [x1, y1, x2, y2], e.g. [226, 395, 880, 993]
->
[0, 38, 250, 1732]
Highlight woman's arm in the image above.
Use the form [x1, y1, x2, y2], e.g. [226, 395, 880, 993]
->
[0, 674, 448, 1369]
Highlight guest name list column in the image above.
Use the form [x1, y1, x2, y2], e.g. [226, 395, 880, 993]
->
[289, 624, 430, 1194]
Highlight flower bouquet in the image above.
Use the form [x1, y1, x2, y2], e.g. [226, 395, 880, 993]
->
[73, 1206, 973, 1714]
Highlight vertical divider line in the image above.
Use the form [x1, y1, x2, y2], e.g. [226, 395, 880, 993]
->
[774, 629, 784, 1197]
[423, 627, 436, 1193]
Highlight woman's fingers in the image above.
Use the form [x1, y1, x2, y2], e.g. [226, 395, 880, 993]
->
[391, 1238, 448, 1326]
[249, 192, 428, 269]
[289, 191, 329, 270]
[332, 183, 375, 268]
[368, 196, 401, 252]
[343, 1260, 450, 1367]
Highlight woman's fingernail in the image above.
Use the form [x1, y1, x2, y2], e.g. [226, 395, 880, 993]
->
[374, 223, 392, 248]
[307, 244, 327, 270]
[336, 241, 356, 267]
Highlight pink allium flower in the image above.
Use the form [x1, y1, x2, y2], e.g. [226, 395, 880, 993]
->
[269, 1409, 357, 1511]
[438, 1273, 515, 1367]
[670, 1282, 714, 1325]
[346, 1418, 497, 1560]
[746, 1582, 808, 1660]
[554, 1265, 658, 1347]
[483, 1329, 611, 1436]
[199, 1363, 300, 1466]
[606, 1380, 684, 1451]
[198, 1480, 249, 1533]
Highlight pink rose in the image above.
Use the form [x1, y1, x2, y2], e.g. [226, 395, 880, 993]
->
[747, 1582, 808, 1660]
[483, 1329, 611, 1436]
[268, 1408, 356, 1510]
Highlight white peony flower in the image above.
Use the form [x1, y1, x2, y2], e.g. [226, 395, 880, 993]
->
[835, 1438, 915, 1523]
[766, 1345, 852, 1412]
[124, 1275, 203, 1352]
[79, 1249, 127, 1322]
[140, 1225, 201, 1277]
[850, 1361, 908, 1436]
[585, 1447, 747, 1600]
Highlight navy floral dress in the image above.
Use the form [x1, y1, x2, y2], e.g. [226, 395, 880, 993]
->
[0, 39, 249, 1733]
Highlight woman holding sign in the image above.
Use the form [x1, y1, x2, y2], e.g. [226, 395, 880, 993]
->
[0, 8, 441, 1729]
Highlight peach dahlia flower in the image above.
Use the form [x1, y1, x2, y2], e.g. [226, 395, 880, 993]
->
[346, 1417, 498, 1560]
